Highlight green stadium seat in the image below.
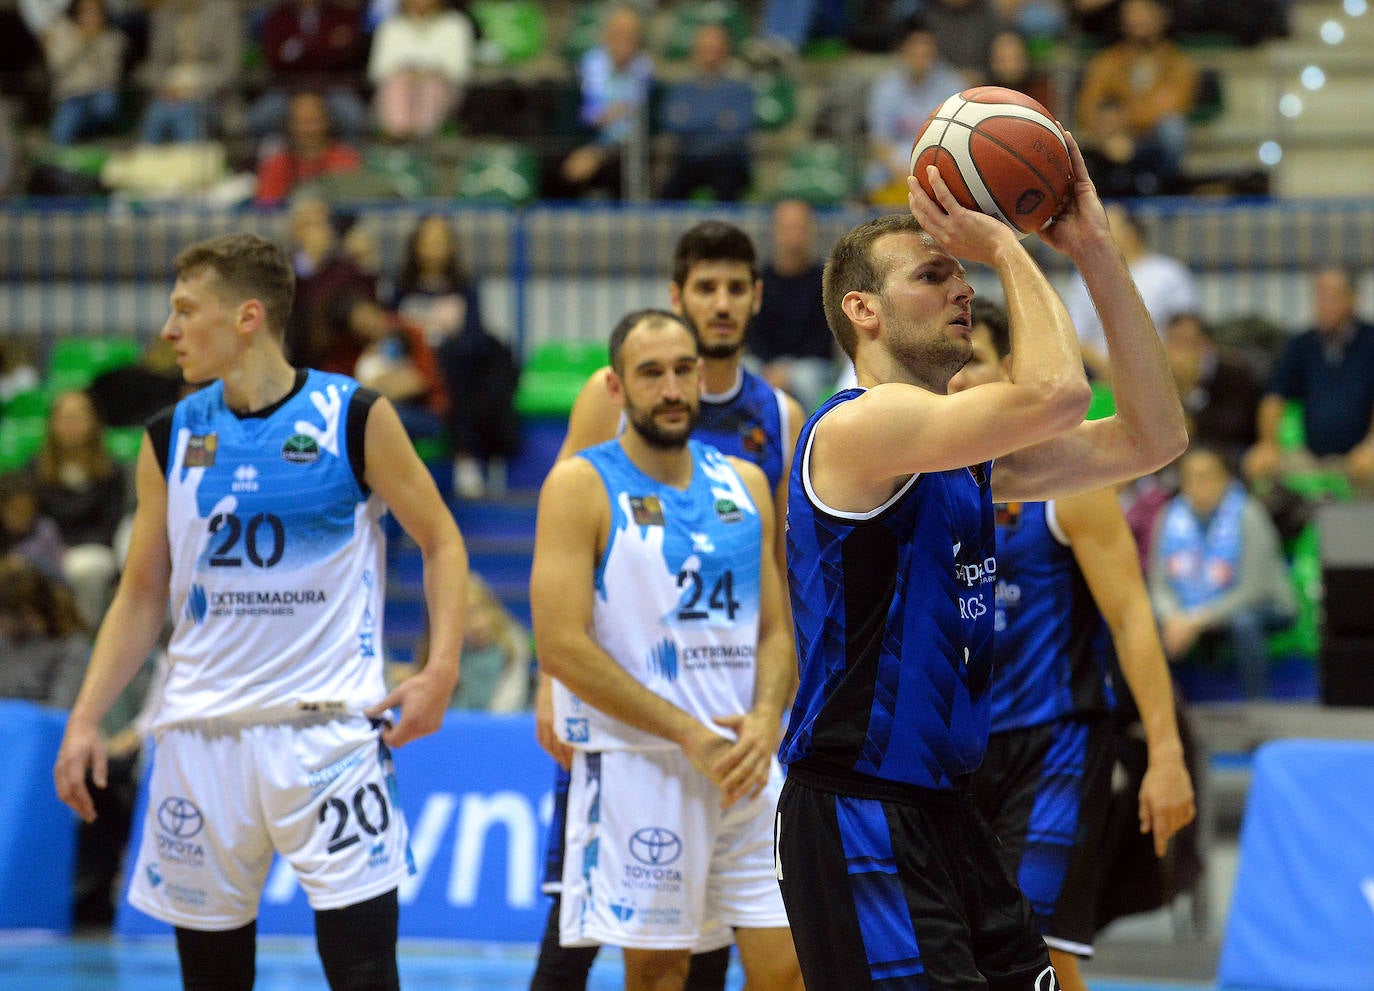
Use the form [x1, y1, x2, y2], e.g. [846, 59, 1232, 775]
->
[560, 4, 605, 63]
[315, 147, 437, 200]
[752, 70, 797, 131]
[47, 337, 142, 394]
[514, 340, 607, 418]
[1276, 398, 1305, 450]
[103, 426, 144, 464]
[0, 417, 46, 473]
[1085, 380, 1115, 420]
[471, 0, 547, 65]
[3, 388, 49, 420]
[456, 143, 539, 205]
[774, 142, 854, 205]
[1267, 521, 1322, 661]
[663, 1, 749, 60]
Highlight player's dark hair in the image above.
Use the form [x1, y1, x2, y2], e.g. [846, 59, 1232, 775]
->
[823, 214, 938, 360]
[671, 221, 758, 286]
[971, 298, 1011, 358]
[608, 309, 698, 375]
[174, 233, 295, 342]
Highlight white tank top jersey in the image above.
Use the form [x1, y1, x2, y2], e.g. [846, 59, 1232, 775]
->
[554, 439, 764, 752]
[153, 371, 388, 729]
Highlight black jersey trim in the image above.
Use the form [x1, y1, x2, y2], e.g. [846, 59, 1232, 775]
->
[146, 405, 175, 475]
[347, 387, 381, 494]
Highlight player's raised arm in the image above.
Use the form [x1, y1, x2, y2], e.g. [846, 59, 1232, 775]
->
[992, 132, 1188, 502]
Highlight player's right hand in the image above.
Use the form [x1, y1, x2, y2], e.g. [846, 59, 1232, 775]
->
[908, 169, 1019, 269]
[53, 719, 107, 824]
[534, 673, 574, 770]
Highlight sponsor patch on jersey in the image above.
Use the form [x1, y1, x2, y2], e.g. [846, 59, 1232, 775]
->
[281, 433, 320, 464]
[741, 424, 766, 455]
[184, 433, 217, 467]
[995, 502, 1023, 529]
[629, 495, 664, 526]
[715, 498, 743, 523]
[967, 462, 988, 487]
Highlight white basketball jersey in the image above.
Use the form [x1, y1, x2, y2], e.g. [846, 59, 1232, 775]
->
[154, 372, 388, 728]
[554, 439, 763, 752]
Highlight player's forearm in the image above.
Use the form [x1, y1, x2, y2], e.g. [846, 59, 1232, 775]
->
[1082, 238, 1188, 470]
[1113, 607, 1184, 759]
[998, 242, 1091, 414]
[751, 626, 797, 724]
[417, 529, 469, 686]
[539, 636, 702, 748]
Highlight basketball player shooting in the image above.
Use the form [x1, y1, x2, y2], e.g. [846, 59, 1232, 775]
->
[772, 130, 1188, 990]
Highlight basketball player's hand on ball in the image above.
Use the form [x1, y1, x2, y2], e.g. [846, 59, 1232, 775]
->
[1035, 131, 1112, 259]
[907, 167, 1019, 268]
[1137, 749, 1196, 858]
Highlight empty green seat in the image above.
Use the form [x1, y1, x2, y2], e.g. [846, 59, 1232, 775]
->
[753, 70, 797, 131]
[0, 417, 46, 473]
[3, 388, 49, 419]
[1085, 380, 1115, 421]
[47, 337, 142, 393]
[560, 4, 605, 63]
[514, 340, 607, 418]
[1267, 521, 1321, 661]
[663, 1, 749, 60]
[471, 0, 547, 65]
[104, 426, 144, 464]
[456, 143, 538, 205]
[774, 142, 854, 205]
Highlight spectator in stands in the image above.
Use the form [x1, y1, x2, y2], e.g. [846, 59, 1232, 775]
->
[755, 0, 849, 58]
[28, 389, 125, 629]
[1064, 203, 1197, 378]
[0, 556, 89, 709]
[391, 213, 515, 499]
[553, 4, 653, 200]
[41, 0, 127, 146]
[86, 338, 185, 428]
[248, 0, 367, 143]
[254, 90, 363, 206]
[864, 14, 966, 206]
[923, 0, 1006, 83]
[284, 195, 377, 369]
[659, 22, 755, 203]
[0, 471, 66, 580]
[1150, 446, 1296, 699]
[135, 0, 242, 144]
[748, 198, 835, 413]
[339, 294, 448, 441]
[368, 0, 474, 141]
[452, 572, 532, 711]
[985, 27, 1055, 113]
[1076, 0, 1198, 196]
[1165, 312, 1264, 461]
[1243, 266, 1374, 494]
[0, 339, 40, 405]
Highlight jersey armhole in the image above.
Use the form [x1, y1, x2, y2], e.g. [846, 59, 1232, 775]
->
[347, 387, 381, 494]
[146, 406, 175, 475]
[799, 404, 920, 523]
[1045, 500, 1071, 546]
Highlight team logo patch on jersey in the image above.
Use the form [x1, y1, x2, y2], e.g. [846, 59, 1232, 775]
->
[715, 498, 743, 523]
[184, 433, 217, 467]
[995, 502, 1023, 529]
[281, 433, 321, 464]
[630, 495, 664, 526]
[741, 424, 766, 455]
[967, 462, 988, 487]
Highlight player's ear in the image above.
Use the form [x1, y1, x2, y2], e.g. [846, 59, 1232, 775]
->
[667, 280, 683, 312]
[236, 298, 265, 340]
[841, 290, 879, 338]
[604, 367, 626, 406]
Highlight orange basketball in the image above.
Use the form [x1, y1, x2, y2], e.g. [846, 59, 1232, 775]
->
[910, 86, 1072, 236]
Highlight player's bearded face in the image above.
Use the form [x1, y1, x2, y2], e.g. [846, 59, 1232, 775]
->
[676, 262, 758, 360]
[625, 393, 700, 449]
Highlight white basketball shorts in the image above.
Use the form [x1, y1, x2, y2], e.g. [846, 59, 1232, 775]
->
[128, 714, 412, 930]
[559, 746, 788, 951]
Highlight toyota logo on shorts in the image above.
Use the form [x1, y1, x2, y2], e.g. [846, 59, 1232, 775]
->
[157, 797, 205, 838]
[629, 827, 682, 866]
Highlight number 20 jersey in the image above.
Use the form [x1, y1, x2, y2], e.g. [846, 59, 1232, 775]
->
[151, 371, 388, 728]
[554, 439, 763, 753]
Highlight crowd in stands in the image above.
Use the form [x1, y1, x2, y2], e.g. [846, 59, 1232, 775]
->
[0, 0, 1293, 203]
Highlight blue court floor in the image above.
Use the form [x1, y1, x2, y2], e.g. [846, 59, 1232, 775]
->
[1, 933, 1213, 991]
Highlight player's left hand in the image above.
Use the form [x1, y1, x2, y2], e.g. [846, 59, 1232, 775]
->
[1138, 750, 1196, 858]
[709, 709, 775, 808]
[1037, 130, 1112, 259]
[366, 665, 455, 747]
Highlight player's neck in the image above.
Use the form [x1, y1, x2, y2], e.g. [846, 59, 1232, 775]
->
[618, 433, 694, 490]
[220, 349, 298, 415]
[700, 357, 742, 396]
